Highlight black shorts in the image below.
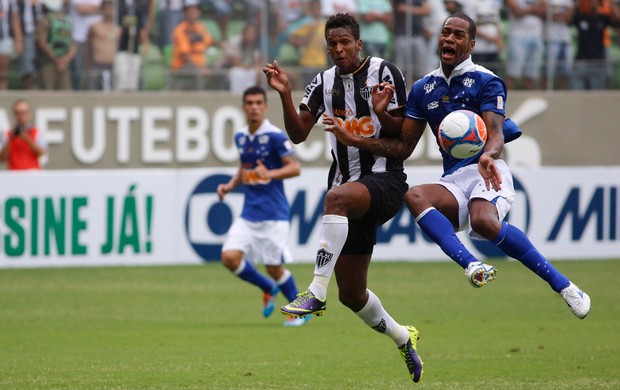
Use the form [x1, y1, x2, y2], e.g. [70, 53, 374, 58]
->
[341, 171, 408, 255]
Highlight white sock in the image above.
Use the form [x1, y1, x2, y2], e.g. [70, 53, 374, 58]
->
[307, 214, 348, 301]
[233, 259, 246, 275]
[276, 269, 291, 285]
[355, 290, 410, 347]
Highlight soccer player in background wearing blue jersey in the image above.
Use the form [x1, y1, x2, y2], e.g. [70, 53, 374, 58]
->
[217, 86, 309, 327]
[326, 13, 591, 319]
[264, 13, 424, 383]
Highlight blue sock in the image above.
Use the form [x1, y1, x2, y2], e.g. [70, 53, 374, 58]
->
[492, 222, 570, 292]
[277, 269, 299, 302]
[417, 208, 477, 269]
[235, 260, 275, 293]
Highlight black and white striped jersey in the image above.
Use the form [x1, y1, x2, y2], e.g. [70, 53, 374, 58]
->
[300, 56, 408, 189]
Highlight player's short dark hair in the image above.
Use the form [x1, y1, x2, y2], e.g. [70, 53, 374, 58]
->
[445, 12, 476, 40]
[242, 86, 267, 103]
[325, 13, 360, 41]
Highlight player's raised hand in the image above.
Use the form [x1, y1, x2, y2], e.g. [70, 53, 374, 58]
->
[263, 60, 291, 94]
[323, 114, 357, 147]
[371, 82, 395, 115]
[478, 154, 502, 191]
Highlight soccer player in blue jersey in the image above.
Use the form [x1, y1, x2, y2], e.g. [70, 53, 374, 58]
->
[264, 13, 424, 383]
[217, 86, 309, 327]
[326, 13, 591, 319]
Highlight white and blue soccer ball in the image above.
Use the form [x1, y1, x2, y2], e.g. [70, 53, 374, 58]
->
[438, 110, 488, 159]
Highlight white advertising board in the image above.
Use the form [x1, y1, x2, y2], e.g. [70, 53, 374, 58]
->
[0, 167, 618, 267]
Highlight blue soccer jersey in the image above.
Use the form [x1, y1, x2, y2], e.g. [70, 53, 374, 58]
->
[234, 119, 295, 222]
[406, 57, 507, 176]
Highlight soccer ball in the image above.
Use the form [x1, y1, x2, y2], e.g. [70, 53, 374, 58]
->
[438, 110, 487, 159]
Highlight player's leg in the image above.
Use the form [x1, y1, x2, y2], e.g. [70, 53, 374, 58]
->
[280, 181, 371, 317]
[406, 183, 494, 286]
[468, 162, 590, 318]
[335, 254, 424, 383]
[221, 219, 279, 317]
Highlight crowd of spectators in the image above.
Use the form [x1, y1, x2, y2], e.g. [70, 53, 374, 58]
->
[0, 0, 619, 91]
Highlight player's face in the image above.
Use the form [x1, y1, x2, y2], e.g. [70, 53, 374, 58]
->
[243, 94, 267, 126]
[326, 27, 362, 74]
[438, 17, 475, 75]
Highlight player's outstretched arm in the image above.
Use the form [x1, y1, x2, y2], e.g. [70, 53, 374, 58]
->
[263, 60, 316, 144]
[324, 115, 425, 161]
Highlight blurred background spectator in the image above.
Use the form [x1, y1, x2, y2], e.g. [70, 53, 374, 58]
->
[394, 0, 432, 85]
[113, 0, 154, 91]
[545, 0, 575, 89]
[36, 0, 75, 90]
[505, 0, 546, 89]
[170, 3, 213, 90]
[0, 0, 23, 90]
[85, 0, 120, 90]
[0, 99, 46, 170]
[471, 0, 504, 76]
[572, 0, 620, 89]
[157, 0, 184, 54]
[15, 0, 42, 90]
[0, 0, 618, 91]
[358, 0, 393, 58]
[70, 0, 102, 90]
[224, 21, 262, 93]
[287, 0, 327, 86]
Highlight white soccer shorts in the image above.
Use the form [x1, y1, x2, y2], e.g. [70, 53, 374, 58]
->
[222, 218, 293, 265]
[438, 159, 516, 240]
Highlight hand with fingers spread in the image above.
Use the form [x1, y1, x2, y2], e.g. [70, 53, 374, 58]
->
[263, 60, 291, 94]
[371, 82, 395, 115]
[478, 154, 502, 191]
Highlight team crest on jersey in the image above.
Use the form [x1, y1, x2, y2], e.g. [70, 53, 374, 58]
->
[424, 81, 436, 94]
[360, 85, 373, 101]
[462, 77, 475, 88]
[258, 135, 269, 144]
[239, 137, 246, 145]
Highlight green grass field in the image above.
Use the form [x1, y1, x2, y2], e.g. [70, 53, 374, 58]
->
[1, 259, 619, 389]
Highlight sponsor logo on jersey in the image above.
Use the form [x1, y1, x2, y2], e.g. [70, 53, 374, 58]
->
[427, 101, 439, 110]
[331, 116, 377, 137]
[424, 81, 436, 94]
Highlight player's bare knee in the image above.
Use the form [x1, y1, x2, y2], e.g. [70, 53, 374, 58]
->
[221, 252, 241, 271]
[404, 187, 426, 216]
[324, 188, 348, 214]
[265, 265, 284, 280]
[470, 214, 501, 240]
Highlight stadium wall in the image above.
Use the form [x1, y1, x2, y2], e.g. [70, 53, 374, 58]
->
[0, 91, 617, 267]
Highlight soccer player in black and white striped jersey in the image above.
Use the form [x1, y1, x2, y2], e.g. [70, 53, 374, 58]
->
[264, 13, 424, 383]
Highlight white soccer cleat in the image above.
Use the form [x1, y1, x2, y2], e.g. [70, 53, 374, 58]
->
[465, 261, 497, 288]
[560, 282, 591, 319]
